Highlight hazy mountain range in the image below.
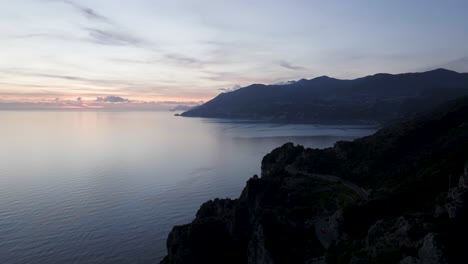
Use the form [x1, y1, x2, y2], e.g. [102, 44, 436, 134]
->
[182, 68, 468, 124]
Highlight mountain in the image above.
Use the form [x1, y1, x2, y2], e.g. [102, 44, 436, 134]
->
[181, 69, 468, 124]
[161, 96, 468, 263]
[170, 105, 196, 112]
[428, 57, 468, 73]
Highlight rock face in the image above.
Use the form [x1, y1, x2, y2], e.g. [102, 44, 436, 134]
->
[182, 69, 468, 124]
[161, 144, 348, 264]
[161, 97, 468, 263]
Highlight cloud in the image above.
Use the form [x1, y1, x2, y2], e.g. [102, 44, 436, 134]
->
[159, 100, 204, 105]
[0, 98, 204, 111]
[9, 28, 146, 48]
[109, 53, 203, 67]
[59, 0, 110, 22]
[279, 60, 307, 71]
[201, 70, 274, 85]
[0, 68, 143, 88]
[165, 53, 202, 65]
[0, 97, 99, 110]
[11, 32, 79, 42]
[218, 84, 241, 92]
[96, 96, 130, 103]
[424, 56, 468, 73]
[203, 71, 248, 82]
[109, 58, 158, 65]
[84, 27, 144, 46]
[23, 1, 150, 48]
[272, 80, 297, 86]
[0, 69, 90, 81]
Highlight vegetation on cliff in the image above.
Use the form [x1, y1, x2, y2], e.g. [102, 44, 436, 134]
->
[162, 96, 468, 264]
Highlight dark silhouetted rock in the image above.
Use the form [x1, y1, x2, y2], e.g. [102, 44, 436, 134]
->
[162, 96, 468, 263]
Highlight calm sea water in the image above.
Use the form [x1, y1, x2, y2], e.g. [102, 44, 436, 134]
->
[0, 111, 377, 263]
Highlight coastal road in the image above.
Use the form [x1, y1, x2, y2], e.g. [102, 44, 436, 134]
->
[285, 166, 368, 252]
[285, 166, 368, 200]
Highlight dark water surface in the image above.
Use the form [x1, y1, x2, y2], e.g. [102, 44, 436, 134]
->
[0, 111, 377, 263]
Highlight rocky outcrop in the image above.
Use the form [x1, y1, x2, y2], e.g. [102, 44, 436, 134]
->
[161, 144, 349, 264]
[161, 97, 468, 263]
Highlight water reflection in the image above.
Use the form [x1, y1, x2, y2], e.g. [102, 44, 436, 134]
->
[0, 111, 377, 263]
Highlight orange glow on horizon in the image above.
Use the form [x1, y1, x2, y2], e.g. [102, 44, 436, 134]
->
[52, 105, 105, 110]
[0, 95, 212, 104]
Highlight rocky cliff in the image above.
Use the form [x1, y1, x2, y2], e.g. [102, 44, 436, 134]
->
[161, 96, 468, 264]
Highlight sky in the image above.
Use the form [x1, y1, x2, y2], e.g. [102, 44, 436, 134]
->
[1, 0, 468, 110]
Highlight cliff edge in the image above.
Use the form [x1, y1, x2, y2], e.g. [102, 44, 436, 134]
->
[161, 97, 468, 264]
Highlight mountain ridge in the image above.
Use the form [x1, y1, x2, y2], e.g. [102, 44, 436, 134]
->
[182, 69, 468, 124]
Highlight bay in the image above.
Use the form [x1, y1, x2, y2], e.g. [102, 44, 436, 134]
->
[0, 111, 376, 263]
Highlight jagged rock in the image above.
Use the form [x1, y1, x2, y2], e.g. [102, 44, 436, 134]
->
[247, 224, 273, 264]
[458, 161, 468, 189]
[400, 256, 419, 264]
[418, 233, 447, 264]
[313, 212, 341, 249]
[362, 215, 427, 261]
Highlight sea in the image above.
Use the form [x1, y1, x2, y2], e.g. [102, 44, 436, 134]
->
[0, 111, 377, 263]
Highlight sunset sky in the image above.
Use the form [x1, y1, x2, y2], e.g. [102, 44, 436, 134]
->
[1, 0, 468, 110]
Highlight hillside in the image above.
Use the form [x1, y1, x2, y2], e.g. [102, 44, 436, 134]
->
[182, 69, 468, 124]
[162, 96, 468, 263]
